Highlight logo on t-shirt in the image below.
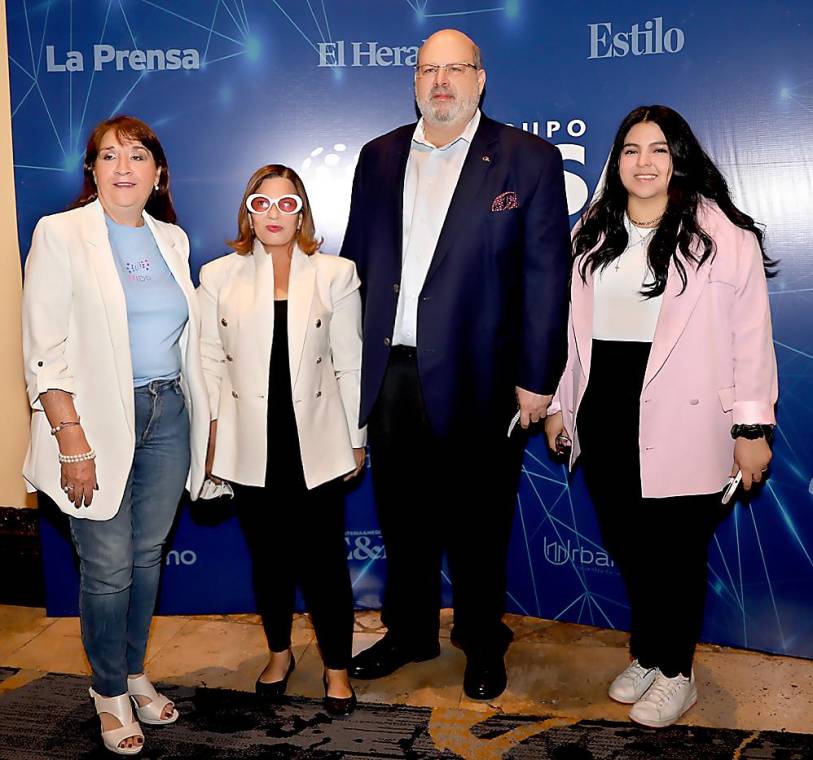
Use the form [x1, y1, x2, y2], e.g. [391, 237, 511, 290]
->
[125, 258, 151, 282]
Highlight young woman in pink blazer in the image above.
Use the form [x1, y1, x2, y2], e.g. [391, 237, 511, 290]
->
[545, 105, 777, 728]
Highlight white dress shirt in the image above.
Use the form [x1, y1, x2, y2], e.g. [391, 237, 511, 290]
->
[593, 217, 664, 342]
[393, 109, 481, 346]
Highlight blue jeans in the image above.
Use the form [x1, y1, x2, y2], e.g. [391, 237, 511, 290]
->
[69, 378, 190, 697]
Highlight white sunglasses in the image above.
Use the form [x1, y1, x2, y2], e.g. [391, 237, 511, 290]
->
[245, 193, 303, 215]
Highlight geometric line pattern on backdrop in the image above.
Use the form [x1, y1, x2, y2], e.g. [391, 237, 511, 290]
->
[9, 0, 813, 661]
[513, 447, 626, 629]
[266, 0, 516, 73]
[11, 0, 251, 173]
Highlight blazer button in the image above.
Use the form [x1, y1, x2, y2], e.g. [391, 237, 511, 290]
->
[315, 390, 322, 398]
[393, 283, 400, 294]
[384, 337, 391, 346]
[226, 354, 234, 362]
[316, 356, 322, 364]
[315, 319, 322, 328]
[221, 318, 228, 327]
[231, 390, 239, 399]
[37, 361, 43, 367]
[689, 398, 699, 405]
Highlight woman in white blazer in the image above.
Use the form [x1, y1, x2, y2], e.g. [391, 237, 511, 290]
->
[199, 164, 365, 715]
[22, 116, 209, 755]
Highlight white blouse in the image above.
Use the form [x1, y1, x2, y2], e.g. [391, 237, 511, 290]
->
[592, 217, 664, 342]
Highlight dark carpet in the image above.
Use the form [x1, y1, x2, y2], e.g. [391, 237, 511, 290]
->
[0, 668, 810, 759]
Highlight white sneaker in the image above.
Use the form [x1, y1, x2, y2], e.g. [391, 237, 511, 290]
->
[608, 659, 658, 704]
[629, 670, 697, 728]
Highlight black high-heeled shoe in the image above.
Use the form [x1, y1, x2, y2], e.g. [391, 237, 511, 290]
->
[255, 652, 295, 698]
[322, 673, 357, 716]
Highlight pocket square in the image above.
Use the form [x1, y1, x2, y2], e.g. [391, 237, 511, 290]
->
[491, 191, 519, 212]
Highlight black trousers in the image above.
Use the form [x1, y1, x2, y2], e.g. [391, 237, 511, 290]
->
[234, 478, 354, 670]
[577, 340, 726, 678]
[367, 347, 526, 658]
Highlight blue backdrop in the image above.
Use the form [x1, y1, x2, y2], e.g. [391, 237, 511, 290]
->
[8, 1, 813, 659]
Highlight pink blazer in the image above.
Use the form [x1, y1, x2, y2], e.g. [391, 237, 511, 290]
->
[550, 201, 778, 498]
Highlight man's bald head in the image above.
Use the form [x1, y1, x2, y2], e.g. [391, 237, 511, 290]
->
[418, 29, 482, 69]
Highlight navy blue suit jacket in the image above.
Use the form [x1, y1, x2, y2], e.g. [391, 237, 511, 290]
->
[340, 114, 571, 440]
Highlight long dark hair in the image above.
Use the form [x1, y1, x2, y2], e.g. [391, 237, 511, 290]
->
[70, 115, 177, 224]
[228, 164, 322, 256]
[575, 105, 775, 296]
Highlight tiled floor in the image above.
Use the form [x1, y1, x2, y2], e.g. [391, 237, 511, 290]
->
[1, 604, 811, 736]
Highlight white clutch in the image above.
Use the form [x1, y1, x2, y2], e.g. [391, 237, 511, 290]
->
[198, 478, 234, 500]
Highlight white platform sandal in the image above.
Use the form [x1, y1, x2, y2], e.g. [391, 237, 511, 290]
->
[127, 674, 179, 725]
[88, 688, 144, 756]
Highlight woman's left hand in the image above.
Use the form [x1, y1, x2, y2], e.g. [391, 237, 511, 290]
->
[343, 447, 366, 481]
[734, 437, 772, 490]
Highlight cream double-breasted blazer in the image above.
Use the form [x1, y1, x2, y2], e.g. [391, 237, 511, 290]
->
[197, 241, 366, 489]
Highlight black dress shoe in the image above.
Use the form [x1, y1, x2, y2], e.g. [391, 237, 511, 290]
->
[255, 652, 295, 697]
[323, 675, 357, 716]
[349, 634, 440, 680]
[463, 653, 507, 701]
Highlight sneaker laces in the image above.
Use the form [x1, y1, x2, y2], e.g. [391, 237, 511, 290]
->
[644, 673, 687, 707]
[624, 660, 654, 684]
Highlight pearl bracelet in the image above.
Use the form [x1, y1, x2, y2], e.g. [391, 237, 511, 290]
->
[58, 449, 96, 464]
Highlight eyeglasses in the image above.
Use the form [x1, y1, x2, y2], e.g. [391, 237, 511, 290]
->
[245, 193, 303, 215]
[415, 62, 478, 78]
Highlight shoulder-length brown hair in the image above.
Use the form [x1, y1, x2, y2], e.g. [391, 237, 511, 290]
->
[69, 115, 177, 224]
[229, 164, 322, 255]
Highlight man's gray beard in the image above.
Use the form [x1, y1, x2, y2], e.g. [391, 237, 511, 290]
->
[418, 93, 479, 126]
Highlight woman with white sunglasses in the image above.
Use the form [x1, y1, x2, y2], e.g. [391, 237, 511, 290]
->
[197, 164, 365, 715]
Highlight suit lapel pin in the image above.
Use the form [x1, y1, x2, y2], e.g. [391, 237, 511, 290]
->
[482, 155, 491, 162]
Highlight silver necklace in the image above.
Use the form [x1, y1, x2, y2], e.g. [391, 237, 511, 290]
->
[616, 221, 657, 271]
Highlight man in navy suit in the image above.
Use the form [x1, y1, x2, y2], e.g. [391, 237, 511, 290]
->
[340, 29, 571, 700]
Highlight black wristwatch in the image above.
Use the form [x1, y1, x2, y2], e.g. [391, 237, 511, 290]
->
[731, 424, 774, 444]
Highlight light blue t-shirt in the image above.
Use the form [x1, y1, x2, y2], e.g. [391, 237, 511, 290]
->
[106, 216, 189, 387]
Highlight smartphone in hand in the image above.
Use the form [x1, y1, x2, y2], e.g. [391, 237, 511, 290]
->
[721, 471, 742, 505]
[507, 409, 521, 438]
[555, 433, 572, 456]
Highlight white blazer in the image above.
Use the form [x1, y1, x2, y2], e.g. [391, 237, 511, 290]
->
[21, 200, 210, 520]
[197, 241, 366, 489]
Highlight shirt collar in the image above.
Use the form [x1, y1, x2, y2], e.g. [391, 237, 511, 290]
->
[412, 109, 481, 150]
